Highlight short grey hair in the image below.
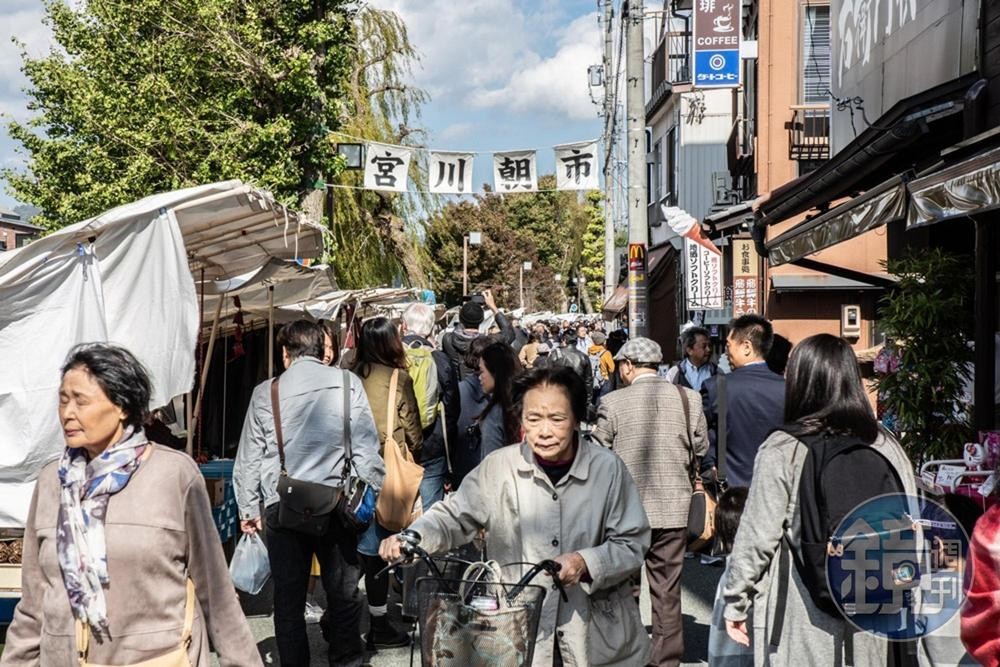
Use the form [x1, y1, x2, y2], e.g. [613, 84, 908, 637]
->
[681, 326, 711, 352]
[402, 302, 435, 338]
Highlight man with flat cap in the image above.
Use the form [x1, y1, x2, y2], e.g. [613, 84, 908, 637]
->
[592, 337, 709, 667]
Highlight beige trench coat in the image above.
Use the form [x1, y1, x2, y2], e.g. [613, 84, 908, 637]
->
[410, 438, 652, 666]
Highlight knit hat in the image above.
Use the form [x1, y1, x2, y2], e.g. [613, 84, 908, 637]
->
[459, 302, 485, 328]
[591, 332, 607, 346]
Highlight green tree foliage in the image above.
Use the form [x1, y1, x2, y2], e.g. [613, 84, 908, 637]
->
[423, 180, 601, 311]
[579, 191, 606, 309]
[874, 248, 974, 461]
[6, 0, 357, 230]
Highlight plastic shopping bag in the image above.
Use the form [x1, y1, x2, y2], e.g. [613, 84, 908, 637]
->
[229, 533, 270, 595]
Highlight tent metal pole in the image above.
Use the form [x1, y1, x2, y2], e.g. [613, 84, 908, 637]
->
[268, 286, 275, 377]
[189, 295, 224, 456]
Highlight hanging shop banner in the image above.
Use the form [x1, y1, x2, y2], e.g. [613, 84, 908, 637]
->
[493, 150, 538, 193]
[693, 0, 741, 89]
[429, 151, 474, 194]
[731, 238, 761, 317]
[554, 141, 599, 190]
[685, 237, 724, 310]
[364, 142, 413, 192]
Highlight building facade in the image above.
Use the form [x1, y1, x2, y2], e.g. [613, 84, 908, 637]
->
[0, 210, 40, 252]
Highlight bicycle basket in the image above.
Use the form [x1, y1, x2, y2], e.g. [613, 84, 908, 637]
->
[416, 577, 546, 667]
[400, 556, 471, 619]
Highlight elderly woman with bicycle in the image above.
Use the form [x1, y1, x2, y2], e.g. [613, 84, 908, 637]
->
[380, 366, 651, 666]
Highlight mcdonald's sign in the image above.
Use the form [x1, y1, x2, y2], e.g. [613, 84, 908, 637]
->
[628, 243, 647, 272]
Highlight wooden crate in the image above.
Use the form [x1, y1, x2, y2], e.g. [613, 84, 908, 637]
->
[0, 564, 21, 593]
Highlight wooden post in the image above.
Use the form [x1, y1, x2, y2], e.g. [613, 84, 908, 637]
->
[189, 295, 224, 454]
[268, 286, 275, 377]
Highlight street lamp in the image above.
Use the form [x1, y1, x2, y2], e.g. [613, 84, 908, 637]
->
[520, 261, 532, 310]
[335, 143, 365, 170]
[463, 231, 482, 297]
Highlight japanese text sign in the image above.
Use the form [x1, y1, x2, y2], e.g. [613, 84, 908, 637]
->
[693, 0, 741, 89]
[493, 150, 538, 192]
[554, 141, 599, 190]
[364, 141, 413, 192]
[685, 237, 724, 310]
[731, 239, 760, 317]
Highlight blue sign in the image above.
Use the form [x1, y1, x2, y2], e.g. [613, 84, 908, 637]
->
[694, 50, 740, 88]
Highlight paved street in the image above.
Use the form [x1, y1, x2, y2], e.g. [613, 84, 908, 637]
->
[224, 557, 724, 666]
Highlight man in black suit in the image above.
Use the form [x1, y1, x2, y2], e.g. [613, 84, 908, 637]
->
[701, 315, 786, 489]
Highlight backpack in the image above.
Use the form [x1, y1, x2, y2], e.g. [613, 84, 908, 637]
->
[589, 351, 606, 389]
[405, 343, 440, 430]
[777, 431, 918, 624]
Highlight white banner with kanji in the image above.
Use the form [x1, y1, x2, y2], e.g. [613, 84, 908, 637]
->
[429, 151, 474, 194]
[364, 142, 412, 192]
[731, 238, 761, 316]
[554, 141, 598, 190]
[493, 150, 538, 192]
[684, 237, 724, 310]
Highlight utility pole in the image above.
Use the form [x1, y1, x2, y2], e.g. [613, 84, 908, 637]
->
[463, 234, 469, 297]
[625, 0, 649, 337]
[602, 0, 617, 304]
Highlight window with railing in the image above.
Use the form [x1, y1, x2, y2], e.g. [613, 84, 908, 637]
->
[789, 3, 830, 161]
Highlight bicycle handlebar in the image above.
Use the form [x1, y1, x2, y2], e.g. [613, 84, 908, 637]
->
[381, 539, 569, 603]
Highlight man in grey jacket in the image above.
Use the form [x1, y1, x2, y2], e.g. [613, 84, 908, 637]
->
[592, 337, 709, 667]
[234, 320, 384, 667]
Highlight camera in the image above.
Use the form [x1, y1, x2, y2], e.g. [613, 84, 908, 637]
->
[464, 293, 486, 306]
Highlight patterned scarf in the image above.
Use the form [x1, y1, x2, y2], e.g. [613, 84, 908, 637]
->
[57, 426, 148, 638]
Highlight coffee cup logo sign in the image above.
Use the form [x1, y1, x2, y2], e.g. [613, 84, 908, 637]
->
[694, 1, 741, 88]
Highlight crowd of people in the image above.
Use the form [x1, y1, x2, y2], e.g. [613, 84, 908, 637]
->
[5, 296, 1000, 667]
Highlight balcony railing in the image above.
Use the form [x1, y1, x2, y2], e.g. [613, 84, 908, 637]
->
[787, 105, 830, 161]
[650, 31, 691, 91]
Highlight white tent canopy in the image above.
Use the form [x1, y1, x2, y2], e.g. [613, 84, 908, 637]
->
[0, 181, 325, 526]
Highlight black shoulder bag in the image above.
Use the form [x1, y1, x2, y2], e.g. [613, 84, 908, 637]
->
[272, 377, 339, 536]
[334, 370, 377, 533]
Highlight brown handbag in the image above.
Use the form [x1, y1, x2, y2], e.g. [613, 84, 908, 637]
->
[677, 385, 717, 552]
[374, 369, 425, 531]
[76, 578, 195, 667]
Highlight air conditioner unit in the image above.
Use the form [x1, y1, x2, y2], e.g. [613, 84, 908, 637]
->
[841, 304, 862, 338]
[712, 172, 733, 206]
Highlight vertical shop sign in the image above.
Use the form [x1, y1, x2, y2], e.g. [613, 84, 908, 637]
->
[685, 237, 724, 310]
[693, 0, 742, 89]
[731, 239, 761, 316]
[628, 243, 648, 334]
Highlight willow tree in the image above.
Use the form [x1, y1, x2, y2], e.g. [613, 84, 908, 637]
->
[326, 6, 431, 289]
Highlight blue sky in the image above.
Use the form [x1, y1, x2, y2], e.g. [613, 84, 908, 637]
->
[0, 1, 603, 210]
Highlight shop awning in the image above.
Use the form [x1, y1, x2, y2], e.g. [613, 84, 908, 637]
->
[771, 274, 891, 291]
[908, 144, 1000, 228]
[602, 284, 629, 317]
[765, 175, 908, 266]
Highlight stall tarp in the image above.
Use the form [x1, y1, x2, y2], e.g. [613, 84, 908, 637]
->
[0, 211, 198, 525]
[199, 259, 337, 323]
[0, 181, 324, 526]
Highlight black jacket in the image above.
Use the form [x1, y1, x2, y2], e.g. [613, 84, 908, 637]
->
[403, 335, 460, 465]
[548, 344, 594, 398]
[700, 362, 785, 487]
[441, 311, 516, 379]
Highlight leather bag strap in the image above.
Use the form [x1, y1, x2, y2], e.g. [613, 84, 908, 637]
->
[341, 369, 352, 479]
[675, 385, 696, 484]
[270, 378, 286, 473]
[717, 374, 728, 481]
[386, 369, 399, 437]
